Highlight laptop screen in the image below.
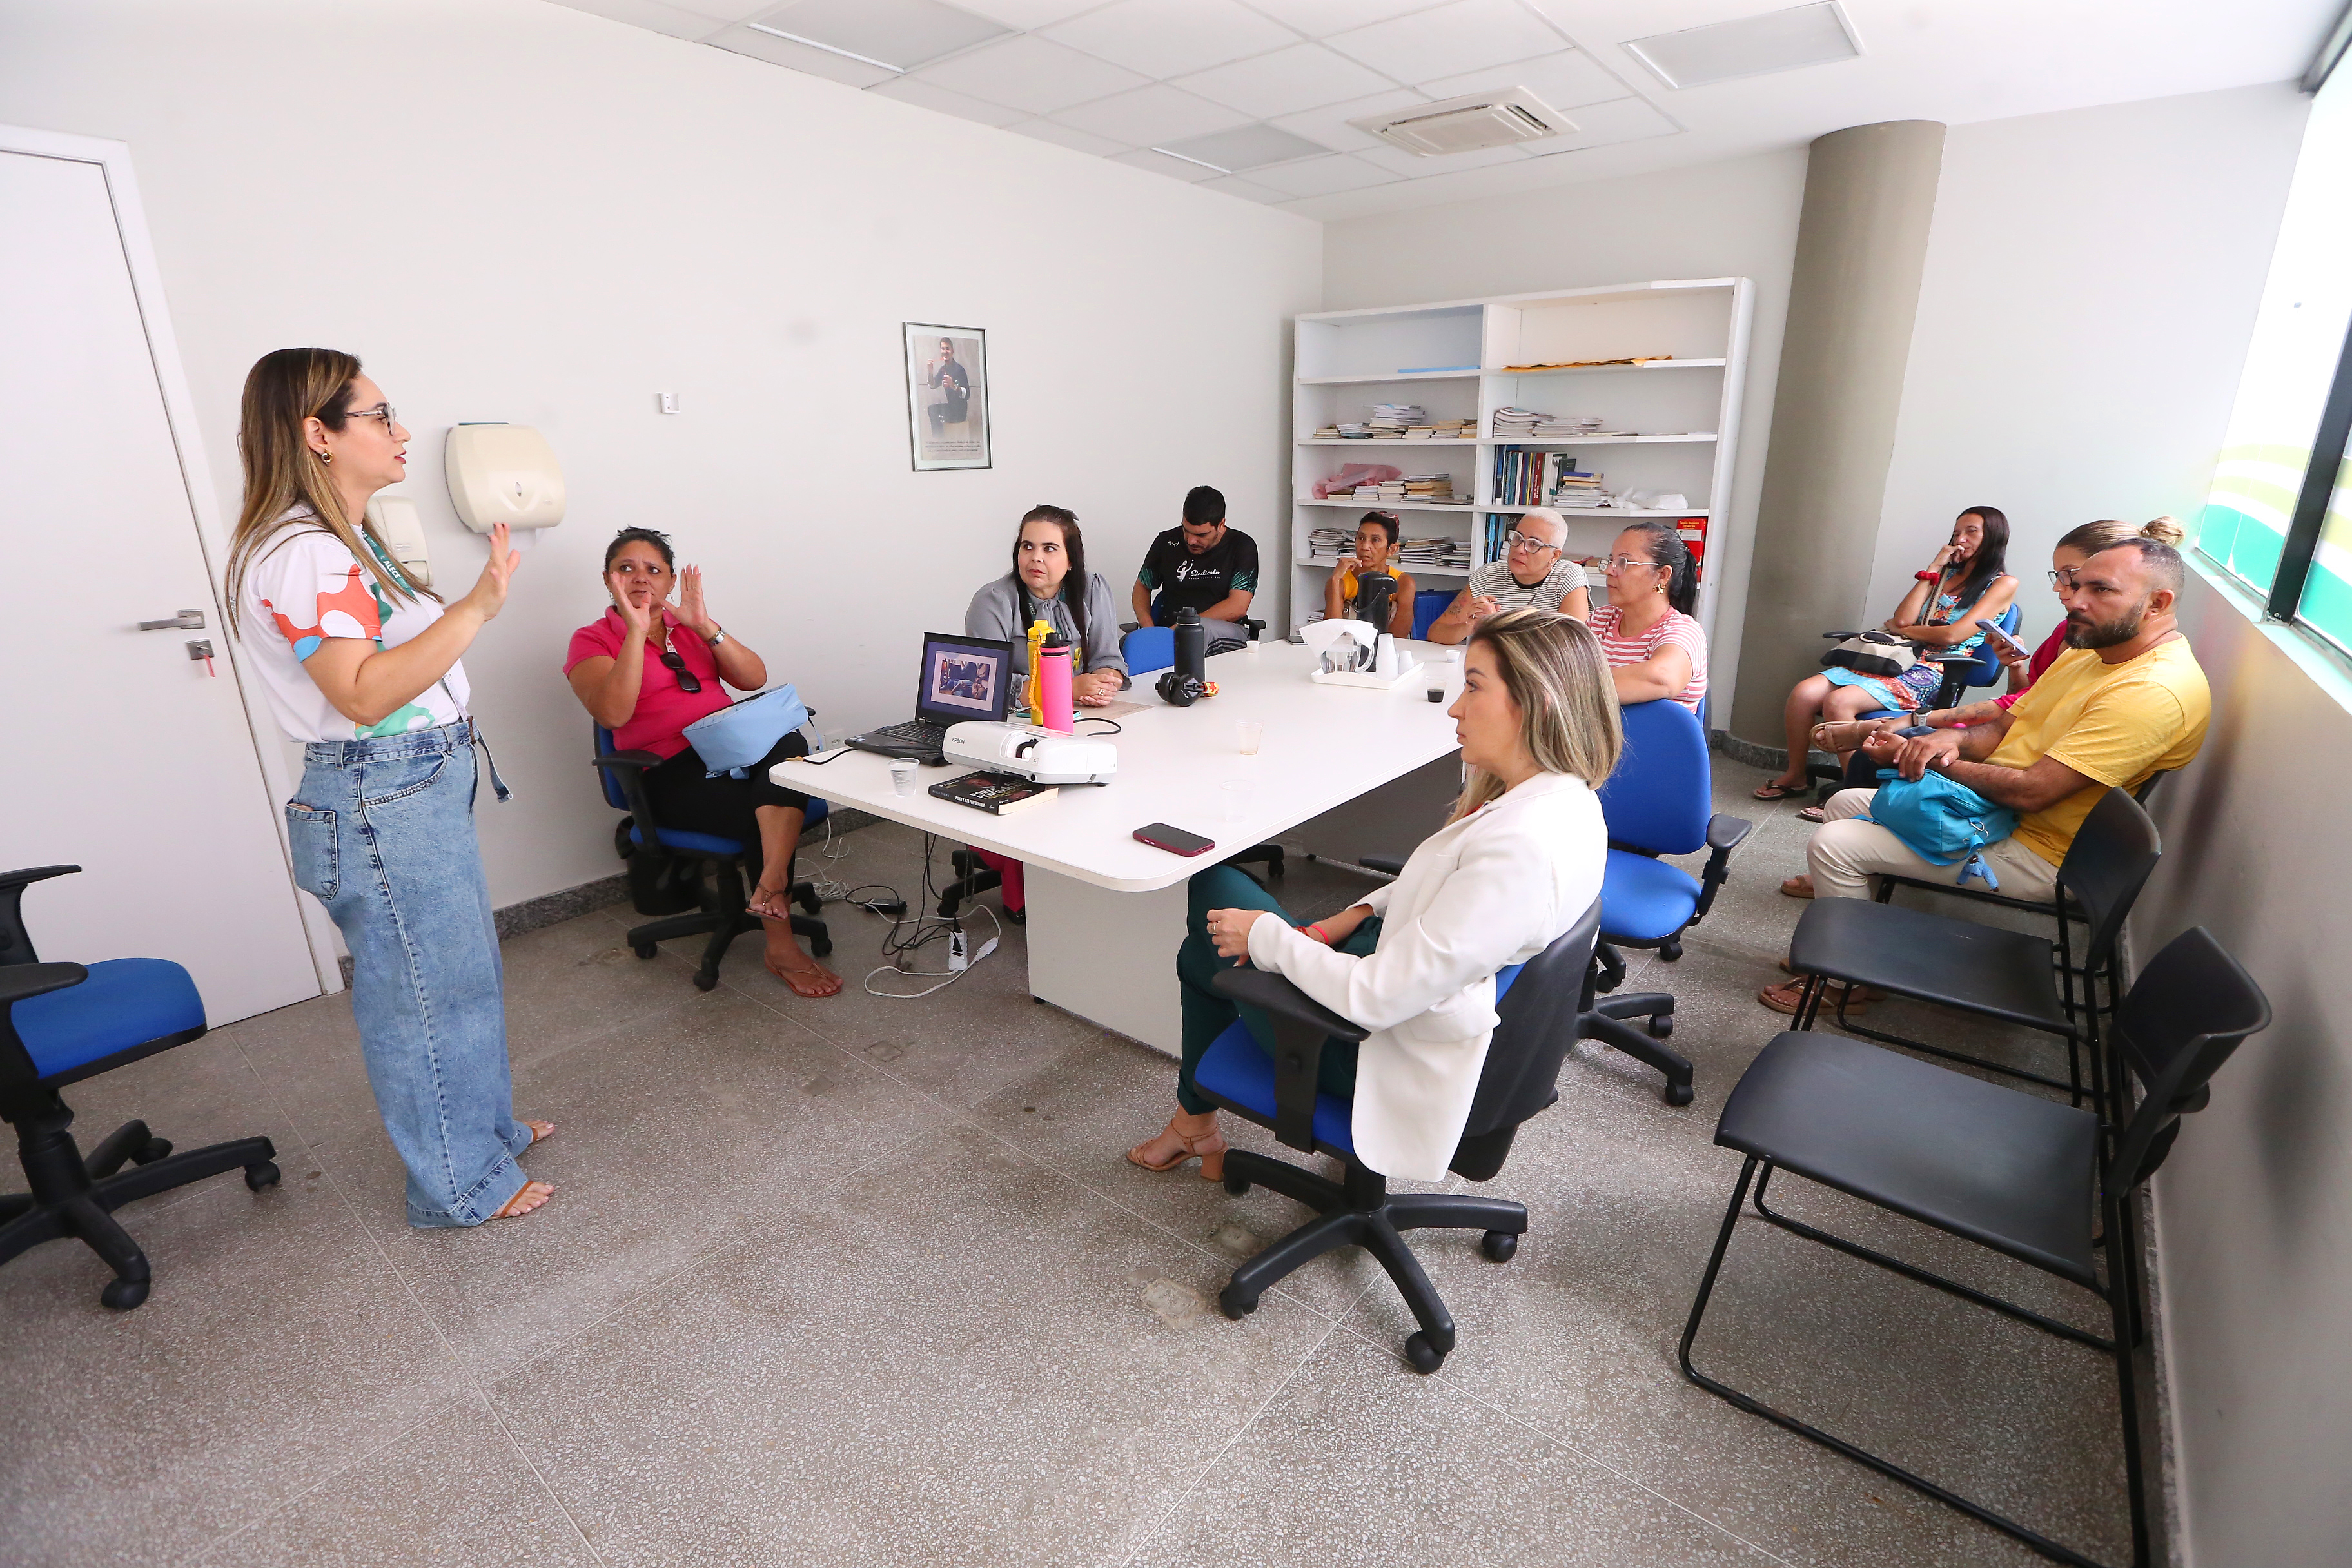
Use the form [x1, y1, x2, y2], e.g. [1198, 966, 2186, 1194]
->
[915, 632, 1014, 725]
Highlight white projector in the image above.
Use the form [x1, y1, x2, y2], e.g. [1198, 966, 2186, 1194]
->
[941, 721, 1118, 785]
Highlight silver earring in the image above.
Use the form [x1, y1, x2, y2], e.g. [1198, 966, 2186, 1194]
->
[315, 448, 331, 464]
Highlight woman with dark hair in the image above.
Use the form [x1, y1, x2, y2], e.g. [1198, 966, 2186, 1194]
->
[226, 348, 553, 1226]
[964, 505, 1128, 708]
[1752, 505, 2018, 800]
[1589, 521, 1709, 712]
[565, 527, 837, 997]
[1322, 511, 1418, 634]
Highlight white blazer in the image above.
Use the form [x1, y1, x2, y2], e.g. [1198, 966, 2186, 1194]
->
[1243, 770, 1607, 1181]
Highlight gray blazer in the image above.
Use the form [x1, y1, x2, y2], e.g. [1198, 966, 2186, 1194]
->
[964, 573, 1130, 697]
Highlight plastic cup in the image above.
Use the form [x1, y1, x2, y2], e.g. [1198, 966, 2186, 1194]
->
[890, 760, 917, 797]
[1220, 780, 1251, 822]
[1236, 720, 1263, 756]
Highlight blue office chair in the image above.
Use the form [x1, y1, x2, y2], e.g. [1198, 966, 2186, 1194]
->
[1410, 587, 1454, 641]
[1197, 896, 1603, 1374]
[1590, 699, 1755, 1106]
[1, 865, 280, 1309]
[593, 725, 830, 992]
[1117, 628, 1283, 879]
[1122, 625, 1174, 676]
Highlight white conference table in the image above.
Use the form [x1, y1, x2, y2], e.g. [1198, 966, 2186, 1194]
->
[778, 640, 1465, 1054]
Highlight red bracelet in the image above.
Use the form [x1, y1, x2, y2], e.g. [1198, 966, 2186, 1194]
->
[1305, 923, 1332, 945]
[1915, 570, 1939, 582]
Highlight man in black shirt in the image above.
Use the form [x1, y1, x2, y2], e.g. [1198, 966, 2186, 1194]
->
[1133, 485, 1258, 647]
[925, 337, 970, 436]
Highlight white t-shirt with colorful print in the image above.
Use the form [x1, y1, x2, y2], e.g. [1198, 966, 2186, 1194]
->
[239, 516, 470, 743]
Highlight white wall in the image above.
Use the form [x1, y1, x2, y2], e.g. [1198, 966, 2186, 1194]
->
[1868, 85, 2309, 648]
[0, 0, 1320, 911]
[2135, 571, 2352, 1567]
[1322, 150, 1809, 726]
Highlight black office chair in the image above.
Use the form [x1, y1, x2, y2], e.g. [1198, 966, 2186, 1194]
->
[1787, 785, 2160, 1112]
[1197, 896, 1603, 1373]
[1, 866, 281, 1309]
[1681, 926, 2269, 1568]
[592, 725, 829, 992]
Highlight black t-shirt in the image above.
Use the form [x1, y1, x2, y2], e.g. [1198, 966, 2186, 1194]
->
[1138, 525, 1258, 617]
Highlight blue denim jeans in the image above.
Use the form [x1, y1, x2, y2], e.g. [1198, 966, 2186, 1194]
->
[285, 723, 531, 1227]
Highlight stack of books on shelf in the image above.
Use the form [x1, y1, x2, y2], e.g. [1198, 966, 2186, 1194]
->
[1535, 413, 1606, 440]
[1398, 536, 1475, 571]
[1313, 421, 1373, 439]
[1551, 467, 1605, 507]
[1402, 474, 1456, 504]
[1492, 447, 1607, 508]
[1491, 406, 1550, 439]
[1308, 526, 1351, 559]
[1349, 479, 1408, 502]
[1367, 402, 1426, 435]
[1402, 418, 1478, 440]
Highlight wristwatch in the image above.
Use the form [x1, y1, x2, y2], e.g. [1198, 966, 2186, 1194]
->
[705, 627, 729, 646]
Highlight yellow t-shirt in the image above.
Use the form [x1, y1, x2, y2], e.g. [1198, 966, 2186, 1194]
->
[1990, 638, 2210, 865]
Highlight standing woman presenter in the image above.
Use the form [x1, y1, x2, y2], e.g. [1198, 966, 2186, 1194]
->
[224, 348, 552, 1226]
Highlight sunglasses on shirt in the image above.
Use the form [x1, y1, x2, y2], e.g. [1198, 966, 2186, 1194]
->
[660, 649, 702, 694]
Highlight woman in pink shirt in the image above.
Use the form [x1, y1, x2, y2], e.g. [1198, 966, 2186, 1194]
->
[1587, 521, 1709, 714]
[565, 528, 838, 997]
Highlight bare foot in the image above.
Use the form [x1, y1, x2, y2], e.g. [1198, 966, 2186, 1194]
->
[765, 945, 842, 998]
[1780, 874, 1815, 899]
[525, 1120, 554, 1146]
[491, 1181, 554, 1220]
[747, 883, 792, 920]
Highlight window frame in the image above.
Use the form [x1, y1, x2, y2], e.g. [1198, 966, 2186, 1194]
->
[2260, 309, 2352, 628]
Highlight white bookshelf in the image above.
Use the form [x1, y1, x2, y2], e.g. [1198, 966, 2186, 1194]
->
[1289, 279, 1754, 640]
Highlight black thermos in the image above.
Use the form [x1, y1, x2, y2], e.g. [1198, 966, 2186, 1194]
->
[1173, 607, 1206, 685]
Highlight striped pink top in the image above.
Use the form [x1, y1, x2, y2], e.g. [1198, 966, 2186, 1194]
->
[1589, 603, 1708, 714]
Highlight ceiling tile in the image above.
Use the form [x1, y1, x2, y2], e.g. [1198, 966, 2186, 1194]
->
[1416, 47, 1632, 110]
[1171, 43, 1393, 119]
[1268, 88, 1427, 153]
[868, 75, 1031, 126]
[1354, 140, 1533, 176]
[547, 0, 723, 41]
[668, 0, 795, 21]
[1042, 0, 1298, 79]
[707, 23, 899, 84]
[909, 34, 1150, 114]
[950, 0, 1105, 26]
[1110, 148, 1222, 182]
[1518, 94, 1680, 155]
[1004, 118, 1130, 155]
[1325, 0, 1569, 85]
[747, 0, 1010, 71]
[1240, 0, 1438, 35]
[1197, 173, 1293, 205]
[1159, 122, 1332, 171]
[1050, 84, 1252, 145]
[1243, 153, 1400, 197]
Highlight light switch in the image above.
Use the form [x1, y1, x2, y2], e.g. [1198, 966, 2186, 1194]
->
[657, 391, 680, 415]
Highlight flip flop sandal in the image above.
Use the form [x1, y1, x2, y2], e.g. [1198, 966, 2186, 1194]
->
[765, 958, 843, 998]
[1796, 805, 1828, 823]
[1751, 781, 1809, 801]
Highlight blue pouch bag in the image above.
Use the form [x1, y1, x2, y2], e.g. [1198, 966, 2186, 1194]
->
[680, 684, 809, 779]
[1857, 768, 2019, 890]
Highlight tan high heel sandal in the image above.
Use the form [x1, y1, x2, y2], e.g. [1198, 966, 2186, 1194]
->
[1127, 1116, 1228, 1182]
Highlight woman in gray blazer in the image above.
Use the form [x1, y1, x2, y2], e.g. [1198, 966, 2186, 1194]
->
[964, 505, 1128, 708]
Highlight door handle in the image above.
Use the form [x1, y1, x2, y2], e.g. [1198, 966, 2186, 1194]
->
[139, 610, 206, 631]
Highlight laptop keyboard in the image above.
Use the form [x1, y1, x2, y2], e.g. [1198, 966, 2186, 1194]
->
[871, 719, 947, 746]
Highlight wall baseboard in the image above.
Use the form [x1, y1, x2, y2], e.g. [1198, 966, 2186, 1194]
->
[331, 807, 890, 986]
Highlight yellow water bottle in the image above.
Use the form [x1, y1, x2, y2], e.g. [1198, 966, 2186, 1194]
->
[1026, 618, 1052, 726]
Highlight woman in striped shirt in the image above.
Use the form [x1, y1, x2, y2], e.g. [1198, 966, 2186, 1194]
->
[1589, 520, 1709, 714]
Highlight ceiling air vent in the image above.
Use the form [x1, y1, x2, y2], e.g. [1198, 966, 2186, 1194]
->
[1351, 89, 1574, 158]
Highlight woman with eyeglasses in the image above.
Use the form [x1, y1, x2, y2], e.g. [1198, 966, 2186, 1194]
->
[1427, 507, 1589, 643]
[225, 348, 552, 1226]
[1590, 520, 1709, 712]
[565, 527, 838, 997]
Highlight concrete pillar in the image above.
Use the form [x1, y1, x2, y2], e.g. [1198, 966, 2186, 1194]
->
[1727, 120, 1946, 752]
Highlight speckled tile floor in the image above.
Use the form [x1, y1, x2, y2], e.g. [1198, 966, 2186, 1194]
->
[0, 763, 2134, 1567]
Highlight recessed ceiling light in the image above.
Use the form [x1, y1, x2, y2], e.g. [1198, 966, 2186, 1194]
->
[746, 0, 1010, 75]
[1155, 124, 1331, 174]
[1623, 1, 1862, 90]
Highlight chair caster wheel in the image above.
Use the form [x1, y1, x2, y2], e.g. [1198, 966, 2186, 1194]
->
[796, 890, 823, 917]
[101, 1277, 149, 1311]
[244, 1161, 281, 1191]
[1222, 1171, 1251, 1197]
[693, 971, 719, 992]
[1403, 1332, 1447, 1375]
[1647, 1014, 1675, 1040]
[809, 936, 834, 958]
[1664, 1081, 1695, 1108]
[1218, 1284, 1257, 1320]
[632, 943, 658, 960]
[1660, 940, 1683, 962]
[1480, 1230, 1518, 1263]
[134, 1137, 173, 1164]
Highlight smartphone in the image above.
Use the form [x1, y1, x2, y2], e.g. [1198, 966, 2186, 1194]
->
[1974, 618, 2029, 657]
[1134, 823, 1215, 857]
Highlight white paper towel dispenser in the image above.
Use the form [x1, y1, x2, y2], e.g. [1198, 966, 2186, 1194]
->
[444, 423, 565, 533]
[364, 495, 432, 587]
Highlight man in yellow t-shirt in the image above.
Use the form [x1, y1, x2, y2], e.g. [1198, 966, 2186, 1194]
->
[1761, 538, 2209, 1012]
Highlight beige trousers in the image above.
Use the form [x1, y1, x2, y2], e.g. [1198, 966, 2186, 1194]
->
[1806, 789, 2060, 903]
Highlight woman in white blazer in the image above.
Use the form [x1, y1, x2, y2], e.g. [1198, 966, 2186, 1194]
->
[1128, 608, 1618, 1184]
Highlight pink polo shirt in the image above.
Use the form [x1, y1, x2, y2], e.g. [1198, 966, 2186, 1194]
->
[564, 607, 732, 759]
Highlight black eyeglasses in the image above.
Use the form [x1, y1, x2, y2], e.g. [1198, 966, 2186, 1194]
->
[660, 650, 701, 694]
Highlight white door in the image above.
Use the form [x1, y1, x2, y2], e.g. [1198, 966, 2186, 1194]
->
[0, 147, 322, 1022]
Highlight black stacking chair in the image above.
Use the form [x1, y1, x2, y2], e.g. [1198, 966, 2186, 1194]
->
[1786, 786, 2159, 1111]
[1196, 897, 1603, 1374]
[1680, 926, 2269, 1568]
[593, 724, 829, 991]
[1, 866, 281, 1309]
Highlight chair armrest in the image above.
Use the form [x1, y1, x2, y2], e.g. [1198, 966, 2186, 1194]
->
[1, 961, 87, 1007]
[1358, 855, 1405, 877]
[593, 751, 670, 855]
[1212, 968, 1366, 1152]
[0, 866, 79, 893]
[1690, 814, 1754, 925]
[1240, 618, 1266, 642]
[593, 750, 663, 773]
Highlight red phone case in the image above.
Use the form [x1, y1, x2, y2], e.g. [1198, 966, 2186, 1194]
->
[1134, 825, 1214, 856]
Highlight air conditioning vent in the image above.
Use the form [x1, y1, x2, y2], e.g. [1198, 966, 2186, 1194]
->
[1351, 88, 1575, 157]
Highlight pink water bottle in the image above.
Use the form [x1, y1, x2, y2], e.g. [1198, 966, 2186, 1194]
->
[1034, 632, 1075, 732]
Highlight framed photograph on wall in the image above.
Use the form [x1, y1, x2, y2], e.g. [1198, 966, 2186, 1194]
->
[904, 323, 990, 471]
